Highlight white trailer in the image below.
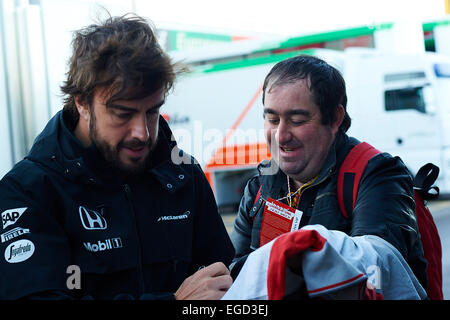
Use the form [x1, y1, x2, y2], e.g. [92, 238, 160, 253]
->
[0, 0, 134, 178]
[0, 9, 14, 178]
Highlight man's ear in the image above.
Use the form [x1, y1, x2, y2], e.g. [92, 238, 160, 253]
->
[74, 96, 90, 121]
[331, 104, 345, 135]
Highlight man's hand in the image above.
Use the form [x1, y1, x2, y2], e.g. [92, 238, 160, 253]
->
[174, 262, 233, 300]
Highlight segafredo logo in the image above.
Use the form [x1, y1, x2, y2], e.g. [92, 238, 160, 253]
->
[1, 207, 28, 229]
[83, 237, 123, 253]
[157, 211, 191, 222]
[4, 239, 35, 263]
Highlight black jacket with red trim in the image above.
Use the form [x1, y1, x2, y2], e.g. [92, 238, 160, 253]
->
[0, 110, 234, 300]
[230, 132, 428, 290]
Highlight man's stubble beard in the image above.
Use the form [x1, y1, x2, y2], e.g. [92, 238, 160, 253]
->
[88, 112, 156, 177]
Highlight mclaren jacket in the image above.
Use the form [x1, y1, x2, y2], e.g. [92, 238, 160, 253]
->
[0, 110, 234, 300]
[230, 132, 428, 290]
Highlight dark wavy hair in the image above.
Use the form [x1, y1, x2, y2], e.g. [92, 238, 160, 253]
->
[262, 54, 351, 133]
[61, 13, 184, 122]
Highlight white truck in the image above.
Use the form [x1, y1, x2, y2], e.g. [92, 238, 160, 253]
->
[164, 24, 450, 211]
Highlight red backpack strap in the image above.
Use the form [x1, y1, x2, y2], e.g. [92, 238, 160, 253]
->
[337, 142, 381, 219]
[413, 163, 443, 300]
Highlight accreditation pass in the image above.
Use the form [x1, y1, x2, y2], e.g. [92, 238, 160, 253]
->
[259, 197, 303, 247]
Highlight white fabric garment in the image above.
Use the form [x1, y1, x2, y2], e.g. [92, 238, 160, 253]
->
[223, 225, 427, 300]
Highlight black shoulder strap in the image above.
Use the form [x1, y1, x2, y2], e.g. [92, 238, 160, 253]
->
[414, 163, 440, 200]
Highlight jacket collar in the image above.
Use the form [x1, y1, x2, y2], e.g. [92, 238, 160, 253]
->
[313, 132, 344, 185]
[26, 110, 191, 190]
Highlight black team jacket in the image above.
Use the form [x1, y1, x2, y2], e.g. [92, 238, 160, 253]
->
[0, 110, 234, 300]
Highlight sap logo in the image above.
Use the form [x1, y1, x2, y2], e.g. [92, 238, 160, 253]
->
[4, 239, 35, 263]
[83, 238, 123, 253]
[1, 207, 28, 229]
[79, 206, 107, 230]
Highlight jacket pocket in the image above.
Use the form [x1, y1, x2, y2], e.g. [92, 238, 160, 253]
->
[308, 192, 350, 232]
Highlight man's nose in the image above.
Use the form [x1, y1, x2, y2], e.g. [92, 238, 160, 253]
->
[275, 120, 291, 145]
[130, 115, 150, 142]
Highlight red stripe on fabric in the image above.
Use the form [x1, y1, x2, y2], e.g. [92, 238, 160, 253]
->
[253, 185, 262, 206]
[267, 229, 327, 300]
[307, 273, 365, 294]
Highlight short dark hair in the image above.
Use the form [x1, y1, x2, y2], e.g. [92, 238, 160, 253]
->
[61, 13, 184, 122]
[262, 54, 351, 132]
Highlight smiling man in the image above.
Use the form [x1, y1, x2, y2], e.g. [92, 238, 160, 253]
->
[0, 14, 234, 300]
[263, 80, 341, 185]
[229, 55, 428, 296]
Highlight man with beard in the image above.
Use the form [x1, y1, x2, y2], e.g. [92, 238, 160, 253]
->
[0, 14, 234, 300]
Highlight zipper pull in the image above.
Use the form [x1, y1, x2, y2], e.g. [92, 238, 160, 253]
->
[123, 184, 131, 196]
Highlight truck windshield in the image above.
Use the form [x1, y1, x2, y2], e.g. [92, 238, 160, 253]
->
[384, 87, 426, 113]
[434, 63, 450, 78]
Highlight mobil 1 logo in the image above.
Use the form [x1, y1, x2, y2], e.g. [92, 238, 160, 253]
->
[83, 237, 123, 253]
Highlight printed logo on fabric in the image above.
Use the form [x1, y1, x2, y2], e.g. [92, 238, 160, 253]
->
[4, 239, 35, 263]
[79, 206, 107, 230]
[1, 227, 30, 243]
[157, 211, 191, 222]
[83, 237, 123, 253]
[1, 207, 28, 229]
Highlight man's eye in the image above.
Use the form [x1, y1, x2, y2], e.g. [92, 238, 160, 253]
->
[291, 118, 306, 125]
[116, 113, 132, 119]
[266, 118, 279, 124]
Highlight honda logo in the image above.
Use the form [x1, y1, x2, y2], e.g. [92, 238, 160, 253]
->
[79, 206, 107, 230]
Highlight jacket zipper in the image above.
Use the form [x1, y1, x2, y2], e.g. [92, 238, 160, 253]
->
[123, 184, 146, 296]
[300, 167, 335, 195]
